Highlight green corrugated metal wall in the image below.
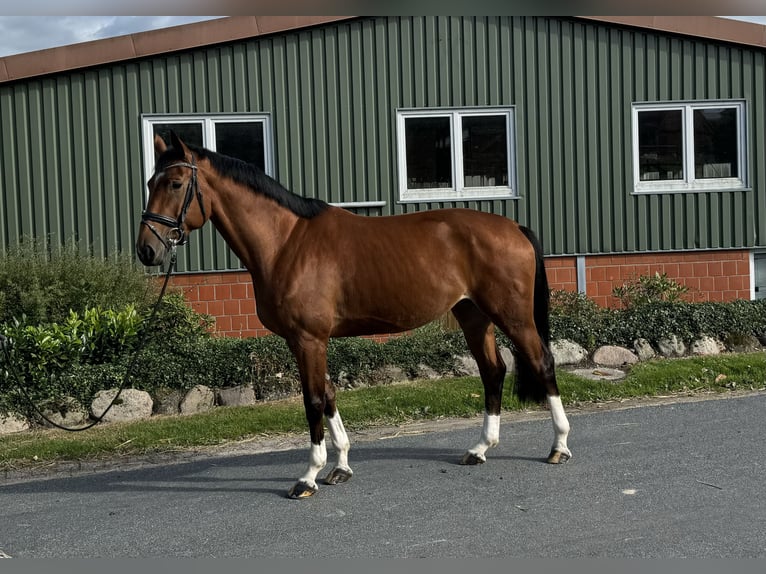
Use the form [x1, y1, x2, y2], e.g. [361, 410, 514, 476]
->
[1, 16, 765, 272]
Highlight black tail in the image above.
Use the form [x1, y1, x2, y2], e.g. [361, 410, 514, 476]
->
[518, 225, 551, 345]
[515, 225, 552, 404]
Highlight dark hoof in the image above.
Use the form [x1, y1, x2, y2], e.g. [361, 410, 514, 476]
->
[460, 451, 486, 465]
[547, 449, 571, 464]
[287, 481, 318, 499]
[324, 467, 353, 485]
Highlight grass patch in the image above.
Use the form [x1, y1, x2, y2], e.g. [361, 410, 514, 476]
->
[1, 353, 764, 473]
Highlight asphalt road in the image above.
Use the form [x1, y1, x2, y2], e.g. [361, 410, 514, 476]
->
[1, 392, 765, 558]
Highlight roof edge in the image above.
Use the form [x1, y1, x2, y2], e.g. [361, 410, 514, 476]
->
[2, 16, 765, 85]
[0, 15, 358, 84]
[576, 16, 766, 49]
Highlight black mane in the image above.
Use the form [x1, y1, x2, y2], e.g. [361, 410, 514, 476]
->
[157, 143, 329, 219]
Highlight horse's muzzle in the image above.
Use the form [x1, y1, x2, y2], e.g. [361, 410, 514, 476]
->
[136, 241, 158, 266]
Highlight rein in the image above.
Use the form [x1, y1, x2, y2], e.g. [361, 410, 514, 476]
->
[141, 155, 206, 249]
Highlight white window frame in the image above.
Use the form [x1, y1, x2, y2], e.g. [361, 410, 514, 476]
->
[141, 113, 274, 195]
[396, 107, 517, 203]
[632, 100, 748, 194]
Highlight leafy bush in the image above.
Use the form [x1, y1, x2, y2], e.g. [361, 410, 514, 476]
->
[0, 306, 142, 416]
[0, 237, 156, 326]
[549, 289, 607, 349]
[0, 288, 212, 418]
[612, 271, 689, 308]
[380, 322, 467, 376]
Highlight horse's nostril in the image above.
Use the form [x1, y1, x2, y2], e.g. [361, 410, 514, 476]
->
[138, 243, 155, 265]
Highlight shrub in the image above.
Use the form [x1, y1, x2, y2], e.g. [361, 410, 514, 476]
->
[0, 305, 142, 417]
[138, 292, 214, 345]
[549, 290, 608, 349]
[547, 284, 766, 350]
[612, 271, 689, 308]
[0, 237, 156, 326]
[0, 289, 212, 418]
[381, 322, 467, 376]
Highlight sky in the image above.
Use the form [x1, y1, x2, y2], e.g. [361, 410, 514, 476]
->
[0, 16, 223, 58]
[0, 15, 766, 59]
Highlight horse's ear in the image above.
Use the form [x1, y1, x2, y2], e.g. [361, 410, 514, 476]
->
[154, 134, 167, 157]
[170, 130, 188, 153]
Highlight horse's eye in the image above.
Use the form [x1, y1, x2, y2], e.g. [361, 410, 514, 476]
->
[171, 181, 183, 190]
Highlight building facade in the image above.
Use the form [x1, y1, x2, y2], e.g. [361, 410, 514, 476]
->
[1, 16, 765, 336]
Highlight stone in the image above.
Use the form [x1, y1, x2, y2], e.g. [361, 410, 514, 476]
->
[42, 397, 88, 429]
[499, 346, 516, 374]
[254, 373, 301, 401]
[90, 388, 153, 424]
[374, 365, 409, 385]
[454, 354, 480, 377]
[592, 345, 639, 367]
[216, 385, 256, 407]
[550, 339, 588, 366]
[723, 333, 762, 353]
[337, 370, 357, 389]
[153, 389, 184, 415]
[0, 414, 30, 435]
[570, 367, 626, 382]
[657, 334, 686, 357]
[633, 338, 656, 361]
[179, 384, 215, 415]
[415, 363, 440, 380]
[690, 336, 723, 356]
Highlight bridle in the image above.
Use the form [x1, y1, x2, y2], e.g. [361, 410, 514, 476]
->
[141, 154, 206, 249]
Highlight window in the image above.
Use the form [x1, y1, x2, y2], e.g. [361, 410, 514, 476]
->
[632, 100, 747, 193]
[141, 114, 274, 189]
[396, 107, 516, 202]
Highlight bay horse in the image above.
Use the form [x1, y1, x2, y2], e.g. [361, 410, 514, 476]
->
[136, 132, 571, 499]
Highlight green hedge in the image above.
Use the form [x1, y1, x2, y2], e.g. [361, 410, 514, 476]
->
[548, 292, 766, 350]
[3, 237, 766, 422]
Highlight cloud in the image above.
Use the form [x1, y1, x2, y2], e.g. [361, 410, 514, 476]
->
[0, 16, 221, 58]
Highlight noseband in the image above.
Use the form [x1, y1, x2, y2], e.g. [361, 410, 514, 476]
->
[141, 155, 206, 249]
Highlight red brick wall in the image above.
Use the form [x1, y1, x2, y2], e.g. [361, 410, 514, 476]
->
[544, 256, 579, 293]
[545, 250, 751, 307]
[167, 271, 272, 338]
[169, 250, 752, 337]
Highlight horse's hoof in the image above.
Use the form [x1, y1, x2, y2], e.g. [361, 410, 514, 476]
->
[460, 451, 486, 465]
[547, 449, 571, 464]
[325, 467, 353, 485]
[287, 481, 318, 499]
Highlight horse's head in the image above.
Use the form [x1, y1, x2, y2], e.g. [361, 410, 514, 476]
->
[136, 132, 210, 266]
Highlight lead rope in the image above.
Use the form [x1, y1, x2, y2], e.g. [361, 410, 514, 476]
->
[0, 251, 177, 432]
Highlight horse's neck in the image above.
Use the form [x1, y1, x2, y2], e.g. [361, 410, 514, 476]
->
[208, 183, 299, 283]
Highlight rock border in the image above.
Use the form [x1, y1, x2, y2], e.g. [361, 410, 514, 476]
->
[1, 334, 762, 434]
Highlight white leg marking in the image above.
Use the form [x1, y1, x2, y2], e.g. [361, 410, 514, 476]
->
[326, 411, 352, 474]
[298, 440, 327, 490]
[547, 395, 571, 458]
[466, 412, 501, 462]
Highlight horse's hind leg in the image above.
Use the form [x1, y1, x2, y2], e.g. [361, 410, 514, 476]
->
[452, 300, 507, 465]
[509, 325, 571, 464]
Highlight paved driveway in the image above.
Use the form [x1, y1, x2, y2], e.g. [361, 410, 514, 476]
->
[1, 392, 764, 557]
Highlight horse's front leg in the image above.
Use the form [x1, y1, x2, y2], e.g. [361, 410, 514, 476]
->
[287, 337, 352, 499]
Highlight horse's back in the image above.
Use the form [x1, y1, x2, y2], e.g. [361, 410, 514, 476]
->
[279, 207, 537, 336]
